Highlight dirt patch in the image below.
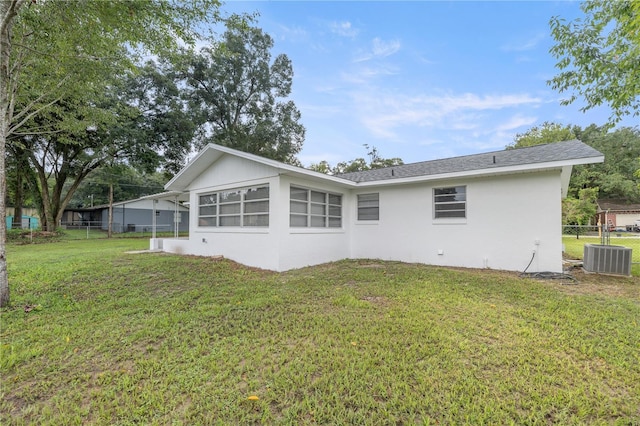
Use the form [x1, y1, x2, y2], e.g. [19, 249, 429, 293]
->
[541, 267, 640, 299]
[360, 295, 392, 306]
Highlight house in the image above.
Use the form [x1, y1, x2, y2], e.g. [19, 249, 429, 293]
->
[148, 140, 603, 273]
[62, 197, 189, 234]
[596, 199, 640, 231]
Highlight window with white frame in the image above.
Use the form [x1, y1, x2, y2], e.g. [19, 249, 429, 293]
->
[198, 185, 269, 227]
[357, 193, 379, 221]
[290, 186, 342, 228]
[433, 186, 466, 219]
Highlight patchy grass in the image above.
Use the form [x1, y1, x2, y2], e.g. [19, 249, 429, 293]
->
[2, 240, 639, 424]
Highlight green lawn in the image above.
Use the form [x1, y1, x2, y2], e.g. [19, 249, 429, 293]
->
[563, 235, 640, 276]
[2, 240, 639, 424]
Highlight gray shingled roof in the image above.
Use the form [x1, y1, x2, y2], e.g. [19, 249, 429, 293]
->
[336, 140, 603, 183]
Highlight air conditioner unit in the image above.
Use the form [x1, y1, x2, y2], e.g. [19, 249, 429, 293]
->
[583, 244, 632, 276]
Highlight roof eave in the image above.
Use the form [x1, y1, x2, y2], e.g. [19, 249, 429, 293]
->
[353, 155, 604, 187]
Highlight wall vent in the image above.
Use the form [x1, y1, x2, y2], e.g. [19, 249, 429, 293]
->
[583, 244, 632, 276]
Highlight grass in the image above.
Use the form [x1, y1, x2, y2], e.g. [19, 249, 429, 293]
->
[563, 235, 640, 276]
[2, 239, 639, 425]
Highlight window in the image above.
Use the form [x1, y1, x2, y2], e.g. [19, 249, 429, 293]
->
[290, 186, 342, 228]
[357, 193, 379, 221]
[198, 185, 269, 227]
[434, 186, 466, 219]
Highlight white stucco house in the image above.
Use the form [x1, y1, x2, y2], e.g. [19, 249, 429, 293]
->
[148, 140, 603, 273]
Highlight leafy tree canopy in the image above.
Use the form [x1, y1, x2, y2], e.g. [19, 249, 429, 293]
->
[508, 122, 640, 203]
[68, 166, 166, 209]
[2, 0, 222, 233]
[549, 0, 640, 125]
[570, 125, 640, 202]
[309, 145, 404, 175]
[507, 121, 575, 149]
[182, 17, 305, 164]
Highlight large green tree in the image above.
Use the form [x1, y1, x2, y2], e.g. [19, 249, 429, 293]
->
[0, 0, 221, 306]
[549, 0, 640, 124]
[182, 18, 305, 164]
[509, 122, 640, 202]
[570, 125, 640, 201]
[124, 60, 202, 176]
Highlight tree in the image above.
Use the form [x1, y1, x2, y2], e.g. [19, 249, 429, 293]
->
[563, 187, 599, 239]
[123, 60, 201, 176]
[68, 167, 166, 209]
[0, 0, 221, 306]
[1, 0, 29, 308]
[570, 125, 640, 201]
[309, 144, 404, 175]
[182, 18, 305, 164]
[507, 121, 576, 149]
[549, 0, 640, 124]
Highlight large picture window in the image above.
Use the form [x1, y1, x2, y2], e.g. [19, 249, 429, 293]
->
[434, 186, 466, 219]
[198, 185, 269, 227]
[290, 186, 342, 228]
[357, 193, 379, 221]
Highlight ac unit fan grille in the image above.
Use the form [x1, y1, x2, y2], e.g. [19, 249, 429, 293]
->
[583, 244, 632, 276]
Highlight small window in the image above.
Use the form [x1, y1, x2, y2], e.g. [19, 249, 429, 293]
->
[290, 186, 342, 228]
[357, 193, 379, 221]
[434, 186, 466, 219]
[198, 185, 269, 227]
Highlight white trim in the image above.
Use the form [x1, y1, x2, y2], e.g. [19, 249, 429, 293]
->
[165, 143, 603, 196]
[289, 228, 345, 234]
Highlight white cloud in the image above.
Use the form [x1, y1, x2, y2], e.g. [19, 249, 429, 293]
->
[501, 33, 546, 52]
[494, 114, 538, 132]
[276, 24, 309, 42]
[354, 37, 401, 62]
[372, 37, 400, 57]
[329, 20, 359, 38]
[352, 91, 543, 141]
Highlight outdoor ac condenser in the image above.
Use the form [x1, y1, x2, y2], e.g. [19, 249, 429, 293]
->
[583, 244, 632, 276]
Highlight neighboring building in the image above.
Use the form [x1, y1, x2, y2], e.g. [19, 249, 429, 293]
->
[148, 140, 603, 273]
[62, 197, 189, 233]
[6, 215, 39, 230]
[596, 199, 640, 231]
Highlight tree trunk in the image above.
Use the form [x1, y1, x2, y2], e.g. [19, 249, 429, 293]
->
[0, 0, 27, 307]
[12, 153, 23, 229]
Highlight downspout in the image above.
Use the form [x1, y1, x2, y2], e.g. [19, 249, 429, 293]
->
[174, 196, 179, 238]
[152, 199, 157, 239]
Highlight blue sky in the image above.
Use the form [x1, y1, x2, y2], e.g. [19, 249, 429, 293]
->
[220, 1, 637, 166]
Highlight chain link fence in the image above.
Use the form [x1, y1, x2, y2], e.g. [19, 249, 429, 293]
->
[563, 224, 640, 266]
[59, 221, 180, 240]
[8, 221, 184, 243]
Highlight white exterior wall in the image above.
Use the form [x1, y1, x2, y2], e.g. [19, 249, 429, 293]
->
[162, 155, 352, 271]
[163, 154, 282, 270]
[613, 213, 640, 227]
[350, 171, 563, 273]
[276, 176, 351, 271]
[164, 154, 564, 273]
